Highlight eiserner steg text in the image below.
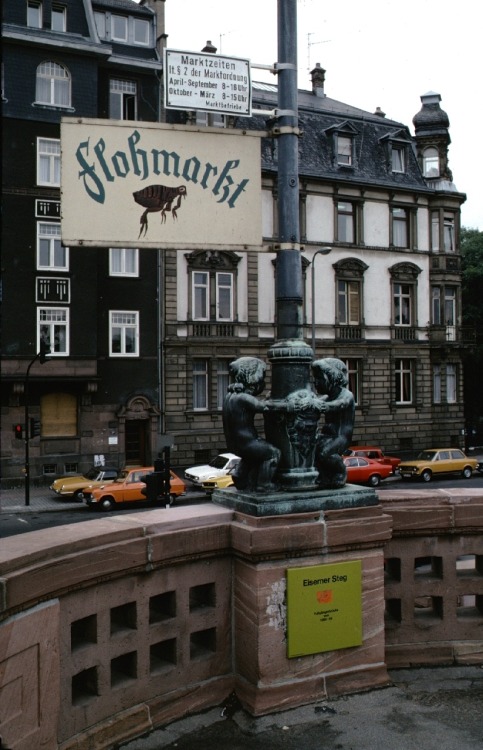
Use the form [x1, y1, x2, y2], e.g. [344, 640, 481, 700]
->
[74, 129, 250, 207]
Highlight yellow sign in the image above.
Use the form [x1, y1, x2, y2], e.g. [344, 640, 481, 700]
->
[61, 118, 263, 250]
[286, 561, 362, 658]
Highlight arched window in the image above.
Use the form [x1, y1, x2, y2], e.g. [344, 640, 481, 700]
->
[36, 61, 71, 107]
[422, 147, 440, 178]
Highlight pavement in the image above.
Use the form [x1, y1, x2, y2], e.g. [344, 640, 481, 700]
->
[2, 477, 483, 749]
[120, 665, 483, 750]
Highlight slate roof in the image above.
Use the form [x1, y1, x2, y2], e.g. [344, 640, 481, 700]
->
[247, 82, 430, 192]
[92, 0, 154, 15]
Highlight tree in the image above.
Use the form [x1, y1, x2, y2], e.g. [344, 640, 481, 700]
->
[461, 227, 483, 446]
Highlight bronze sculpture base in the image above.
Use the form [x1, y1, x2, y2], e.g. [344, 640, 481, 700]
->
[211, 483, 378, 516]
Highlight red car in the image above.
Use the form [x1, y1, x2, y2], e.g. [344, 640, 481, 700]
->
[343, 456, 393, 487]
[344, 446, 401, 474]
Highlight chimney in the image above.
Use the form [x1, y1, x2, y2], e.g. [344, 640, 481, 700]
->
[202, 40, 217, 54]
[374, 107, 386, 118]
[310, 63, 326, 98]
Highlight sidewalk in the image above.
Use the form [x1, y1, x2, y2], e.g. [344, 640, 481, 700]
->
[120, 665, 483, 750]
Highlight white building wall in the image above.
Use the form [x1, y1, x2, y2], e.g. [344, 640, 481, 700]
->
[306, 195, 333, 243]
[365, 201, 389, 247]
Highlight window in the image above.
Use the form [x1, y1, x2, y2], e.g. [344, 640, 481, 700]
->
[337, 201, 355, 243]
[193, 360, 208, 410]
[217, 360, 230, 409]
[395, 359, 413, 404]
[443, 214, 455, 252]
[431, 286, 441, 325]
[38, 307, 69, 355]
[216, 273, 233, 321]
[187, 250, 240, 323]
[337, 136, 352, 166]
[37, 138, 60, 186]
[109, 248, 139, 276]
[433, 365, 441, 403]
[391, 146, 405, 173]
[110, 311, 139, 356]
[343, 359, 360, 405]
[109, 78, 137, 120]
[431, 211, 440, 251]
[391, 207, 408, 248]
[422, 147, 439, 177]
[133, 18, 150, 45]
[41, 392, 77, 436]
[94, 12, 151, 45]
[111, 14, 128, 41]
[27, 1, 42, 27]
[337, 280, 360, 325]
[193, 271, 209, 320]
[51, 4, 66, 32]
[393, 283, 412, 326]
[37, 222, 68, 270]
[444, 287, 456, 326]
[446, 364, 457, 403]
[36, 61, 71, 107]
[94, 11, 106, 38]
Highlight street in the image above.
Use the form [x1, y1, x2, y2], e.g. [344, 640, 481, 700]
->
[1, 474, 483, 538]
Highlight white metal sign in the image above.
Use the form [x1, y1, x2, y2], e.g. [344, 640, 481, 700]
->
[61, 118, 262, 250]
[164, 49, 251, 117]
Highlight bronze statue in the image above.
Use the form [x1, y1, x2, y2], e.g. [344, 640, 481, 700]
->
[312, 358, 355, 489]
[223, 357, 281, 492]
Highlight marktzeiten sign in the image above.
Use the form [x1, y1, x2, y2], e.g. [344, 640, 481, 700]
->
[61, 119, 263, 250]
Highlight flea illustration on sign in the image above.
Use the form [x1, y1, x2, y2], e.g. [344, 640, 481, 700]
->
[133, 184, 187, 237]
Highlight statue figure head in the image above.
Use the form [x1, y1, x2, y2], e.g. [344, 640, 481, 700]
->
[312, 357, 349, 394]
[229, 357, 267, 395]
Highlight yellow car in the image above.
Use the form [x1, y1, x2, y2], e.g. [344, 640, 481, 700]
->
[201, 474, 235, 494]
[50, 466, 119, 501]
[397, 449, 478, 482]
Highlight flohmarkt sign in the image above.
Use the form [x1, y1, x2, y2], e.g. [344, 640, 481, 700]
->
[286, 560, 363, 658]
[61, 118, 262, 250]
[164, 48, 251, 116]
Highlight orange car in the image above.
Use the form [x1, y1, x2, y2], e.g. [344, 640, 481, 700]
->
[82, 466, 185, 511]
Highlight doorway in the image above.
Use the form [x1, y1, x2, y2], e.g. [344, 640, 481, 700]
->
[125, 420, 148, 466]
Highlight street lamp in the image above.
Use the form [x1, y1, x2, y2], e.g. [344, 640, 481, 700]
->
[311, 247, 332, 355]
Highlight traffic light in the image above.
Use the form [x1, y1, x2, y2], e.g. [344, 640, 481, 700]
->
[29, 418, 41, 438]
[14, 424, 24, 440]
[39, 339, 50, 364]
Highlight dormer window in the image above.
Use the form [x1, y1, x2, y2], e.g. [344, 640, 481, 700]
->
[422, 147, 440, 177]
[94, 11, 152, 47]
[324, 121, 358, 169]
[391, 146, 405, 173]
[27, 1, 42, 28]
[337, 136, 353, 166]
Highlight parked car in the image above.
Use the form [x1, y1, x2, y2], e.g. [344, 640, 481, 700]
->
[343, 456, 393, 486]
[50, 466, 119, 501]
[397, 449, 478, 482]
[82, 467, 186, 511]
[202, 474, 236, 494]
[344, 447, 401, 473]
[185, 453, 240, 486]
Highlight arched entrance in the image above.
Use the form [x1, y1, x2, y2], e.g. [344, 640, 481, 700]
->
[117, 395, 160, 467]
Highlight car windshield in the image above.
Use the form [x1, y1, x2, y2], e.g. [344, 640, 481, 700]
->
[417, 451, 437, 461]
[209, 456, 228, 469]
[85, 468, 99, 479]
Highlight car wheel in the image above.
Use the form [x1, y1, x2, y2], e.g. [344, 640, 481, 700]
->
[100, 496, 115, 511]
[421, 470, 432, 483]
[169, 494, 176, 505]
[368, 474, 381, 487]
[462, 466, 473, 479]
[72, 490, 83, 502]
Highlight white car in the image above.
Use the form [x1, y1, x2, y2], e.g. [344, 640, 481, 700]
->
[185, 453, 240, 486]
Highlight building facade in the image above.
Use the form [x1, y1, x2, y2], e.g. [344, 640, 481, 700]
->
[1, 0, 470, 483]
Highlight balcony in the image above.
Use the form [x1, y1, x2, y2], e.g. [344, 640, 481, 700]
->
[392, 326, 417, 341]
[428, 325, 476, 345]
[189, 322, 236, 338]
[335, 325, 364, 342]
